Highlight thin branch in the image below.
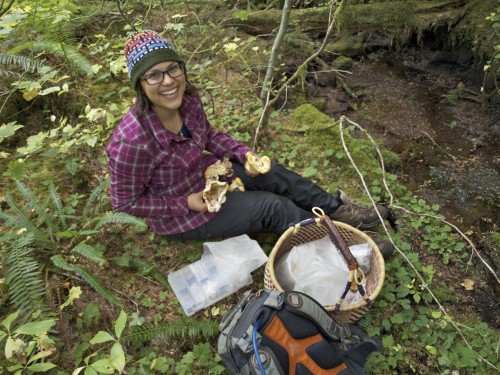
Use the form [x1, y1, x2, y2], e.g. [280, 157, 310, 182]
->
[253, 0, 346, 146]
[0, 0, 14, 18]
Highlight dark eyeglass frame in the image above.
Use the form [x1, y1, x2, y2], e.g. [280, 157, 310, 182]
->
[141, 63, 185, 85]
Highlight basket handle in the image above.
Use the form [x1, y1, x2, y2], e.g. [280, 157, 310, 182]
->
[313, 207, 359, 271]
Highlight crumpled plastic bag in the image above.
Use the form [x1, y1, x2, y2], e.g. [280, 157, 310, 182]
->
[169, 234, 268, 316]
[275, 235, 372, 306]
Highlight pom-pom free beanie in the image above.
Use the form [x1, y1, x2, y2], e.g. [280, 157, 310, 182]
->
[124, 30, 183, 87]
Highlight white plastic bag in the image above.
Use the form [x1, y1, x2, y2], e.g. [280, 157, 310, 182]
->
[274, 235, 372, 306]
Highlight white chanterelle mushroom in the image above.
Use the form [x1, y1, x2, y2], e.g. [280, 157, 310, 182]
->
[244, 153, 271, 175]
[203, 158, 245, 212]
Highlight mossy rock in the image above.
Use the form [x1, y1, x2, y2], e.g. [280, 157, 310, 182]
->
[332, 55, 354, 70]
[325, 33, 365, 57]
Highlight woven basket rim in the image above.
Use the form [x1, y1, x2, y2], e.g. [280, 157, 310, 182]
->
[267, 220, 385, 312]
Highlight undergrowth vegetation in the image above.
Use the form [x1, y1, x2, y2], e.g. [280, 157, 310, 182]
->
[0, 1, 498, 374]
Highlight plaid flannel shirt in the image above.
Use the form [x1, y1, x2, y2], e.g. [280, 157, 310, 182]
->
[106, 95, 252, 235]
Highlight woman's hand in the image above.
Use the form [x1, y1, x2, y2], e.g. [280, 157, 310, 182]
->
[187, 191, 208, 212]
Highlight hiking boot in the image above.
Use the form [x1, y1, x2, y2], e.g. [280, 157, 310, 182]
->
[330, 190, 388, 230]
[370, 236, 395, 260]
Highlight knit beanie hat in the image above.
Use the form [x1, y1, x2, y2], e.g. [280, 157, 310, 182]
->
[124, 30, 184, 87]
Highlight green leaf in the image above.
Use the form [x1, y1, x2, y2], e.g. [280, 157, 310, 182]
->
[89, 331, 114, 345]
[90, 359, 115, 374]
[114, 311, 127, 339]
[390, 314, 404, 324]
[234, 10, 249, 21]
[27, 349, 55, 364]
[382, 334, 394, 348]
[431, 310, 441, 319]
[425, 345, 437, 355]
[50, 255, 75, 272]
[1, 311, 19, 330]
[0, 330, 7, 342]
[84, 367, 98, 375]
[72, 366, 86, 375]
[71, 243, 106, 264]
[0, 122, 24, 143]
[110, 342, 126, 373]
[14, 319, 55, 335]
[26, 363, 57, 372]
[73, 265, 122, 306]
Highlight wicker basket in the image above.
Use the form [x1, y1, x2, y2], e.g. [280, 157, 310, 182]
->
[264, 218, 385, 325]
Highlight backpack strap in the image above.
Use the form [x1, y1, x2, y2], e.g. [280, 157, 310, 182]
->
[282, 291, 353, 341]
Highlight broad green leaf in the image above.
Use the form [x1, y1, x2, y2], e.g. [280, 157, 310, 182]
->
[114, 311, 127, 339]
[26, 363, 57, 372]
[84, 367, 98, 375]
[15, 319, 55, 335]
[382, 334, 394, 348]
[89, 331, 114, 344]
[0, 122, 24, 143]
[431, 310, 441, 319]
[426, 345, 437, 355]
[1, 311, 19, 330]
[90, 359, 115, 374]
[110, 342, 126, 373]
[27, 349, 55, 364]
[72, 366, 86, 375]
[0, 330, 7, 342]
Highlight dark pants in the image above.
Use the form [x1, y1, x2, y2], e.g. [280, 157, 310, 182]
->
[169, 160, 340, 240]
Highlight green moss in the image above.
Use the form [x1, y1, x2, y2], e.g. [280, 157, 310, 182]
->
[332, 55, 354, 70]
[325, 34, 365, 57]
[285, 104, 400, 197]
[492, 232, 500, 247]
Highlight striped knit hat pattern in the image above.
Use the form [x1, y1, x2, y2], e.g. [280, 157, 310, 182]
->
[124, 30, 183, 86]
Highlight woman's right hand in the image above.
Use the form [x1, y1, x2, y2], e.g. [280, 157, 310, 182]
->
[187, 191, 208, 212]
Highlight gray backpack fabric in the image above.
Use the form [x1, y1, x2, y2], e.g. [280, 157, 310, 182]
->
[217, 289, 379, 375]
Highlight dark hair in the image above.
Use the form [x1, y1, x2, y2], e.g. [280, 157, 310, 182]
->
[134, 67, 199, 117]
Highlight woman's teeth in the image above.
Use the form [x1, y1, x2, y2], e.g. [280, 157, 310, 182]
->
[161, 87, 177, 96]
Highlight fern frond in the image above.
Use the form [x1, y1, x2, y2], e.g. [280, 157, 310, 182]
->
[94, 212, 147, 230]
[82, 178, 110, 221]
[10, 39, 94, 75]
[50, 254, 75, 272]
[48, 181, 67, 228]
[70, 243, 106, 264]
[4, 245, 46, 311]
[0, 53, 49, 74]
[14, 180, 57, 232]
[2, 192, 50, 246]
[72, 265, 122, 307]
[127, 319, 218, 345]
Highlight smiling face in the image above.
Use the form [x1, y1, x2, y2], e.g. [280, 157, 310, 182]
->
[139, 61, 186, 115]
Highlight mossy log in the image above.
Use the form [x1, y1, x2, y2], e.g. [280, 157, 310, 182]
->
[226, 0, 469, 35]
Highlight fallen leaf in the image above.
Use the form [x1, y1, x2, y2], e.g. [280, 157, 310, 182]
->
[461, 279, 474, 291]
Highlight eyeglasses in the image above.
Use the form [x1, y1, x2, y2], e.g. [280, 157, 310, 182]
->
[141, 63, 185, 85]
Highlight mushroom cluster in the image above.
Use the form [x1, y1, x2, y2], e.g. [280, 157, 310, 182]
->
[203, 158, 245, 213]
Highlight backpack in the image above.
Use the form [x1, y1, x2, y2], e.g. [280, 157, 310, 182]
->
[217, 289, 380, 375]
